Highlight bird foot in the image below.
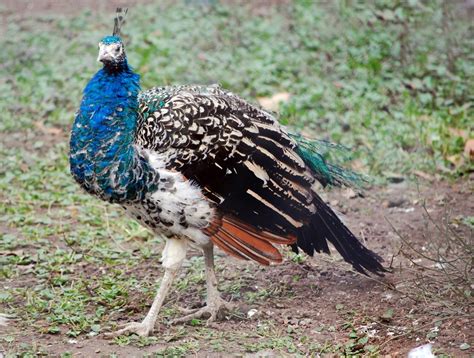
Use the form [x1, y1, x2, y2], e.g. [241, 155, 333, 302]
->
[105, 320, 154, 338]
[169, 297, 232, 325]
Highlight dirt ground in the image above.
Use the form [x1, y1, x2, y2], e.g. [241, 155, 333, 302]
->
[1, 170, 472, 356]
[1, 1, 472, 357]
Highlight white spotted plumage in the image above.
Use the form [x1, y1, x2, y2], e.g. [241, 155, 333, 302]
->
[123, 149, 214, 247]
[133, 84, 319, 239]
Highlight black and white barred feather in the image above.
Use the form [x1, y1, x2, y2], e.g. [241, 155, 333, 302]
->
[135, 84, 385, 274]
[136, 85, 316, 232]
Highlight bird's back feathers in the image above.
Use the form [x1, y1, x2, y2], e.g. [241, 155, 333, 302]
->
[134, 85, 385, 274]
[136, 85, 316, 231]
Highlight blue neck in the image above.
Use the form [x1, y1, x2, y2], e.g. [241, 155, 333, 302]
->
[70, 61, 157, 203]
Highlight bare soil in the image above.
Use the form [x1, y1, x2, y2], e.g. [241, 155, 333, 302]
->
[1, 1, 472, 357]
[1, 159, 472, 356]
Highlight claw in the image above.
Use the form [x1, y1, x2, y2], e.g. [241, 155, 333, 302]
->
[105, 320, 154, 338]
[169, 298, 233, 325]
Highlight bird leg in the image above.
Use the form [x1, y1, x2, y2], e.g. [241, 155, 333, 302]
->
[107, 268, 178, 337]
[170, 243, 232, 325]
[107, 238, 187, 337]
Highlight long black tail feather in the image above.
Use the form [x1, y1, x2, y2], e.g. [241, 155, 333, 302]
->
[293, 196, 386, 275]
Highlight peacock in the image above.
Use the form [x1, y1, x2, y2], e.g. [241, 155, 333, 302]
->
[69, 9, 385, 337]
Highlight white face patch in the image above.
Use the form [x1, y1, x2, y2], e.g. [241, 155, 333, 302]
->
[97, 42, 124, 63]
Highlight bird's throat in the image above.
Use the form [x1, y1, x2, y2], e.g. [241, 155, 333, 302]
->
[69, 64, 157, 203]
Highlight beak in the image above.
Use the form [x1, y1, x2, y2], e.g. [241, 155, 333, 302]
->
[97, 46, 114, 63]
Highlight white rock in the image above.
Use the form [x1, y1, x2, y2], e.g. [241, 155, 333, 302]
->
[247, 309, 258, 319]
[408, 344, 435, 358]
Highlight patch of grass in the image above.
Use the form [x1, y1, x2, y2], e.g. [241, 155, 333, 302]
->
[0, 0, 472, 356]
[0, 1, 472, 177]
[243, 335, 300, 354]
[151, 341, 199, 357]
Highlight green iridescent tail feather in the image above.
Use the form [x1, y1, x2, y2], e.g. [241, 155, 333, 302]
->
[290, 134, 368, 188]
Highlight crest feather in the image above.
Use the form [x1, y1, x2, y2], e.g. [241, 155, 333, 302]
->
[112, 7, 128, 36]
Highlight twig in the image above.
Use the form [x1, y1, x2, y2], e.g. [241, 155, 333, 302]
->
[379, 313, 472, 349]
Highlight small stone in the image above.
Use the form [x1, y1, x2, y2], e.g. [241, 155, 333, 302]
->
[299, 318, 311, 326]
[341, 123, 351, 132]
[385, 198, 406, 208]
[408, 343, 435, 358]
[387, 174, 405, 183]
[343, 188, 358, 199]
[247, 308, 258, 319]
[460, 343, 470, 350]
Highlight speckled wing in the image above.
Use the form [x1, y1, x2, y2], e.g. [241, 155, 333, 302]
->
[135, 85, 317, 239]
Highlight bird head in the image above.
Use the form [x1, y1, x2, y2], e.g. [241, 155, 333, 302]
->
[98, 36, 126, 65]
[98, 8, 128, 67]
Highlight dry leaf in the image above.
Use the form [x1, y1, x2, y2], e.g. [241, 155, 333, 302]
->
[342, 188, 358, 199]
[350, 159, 366, 172]
[46, 127, 63, 135]
[69, 207, 79, 219]
[413, 170, 434, 182]
[448, 127, 468, 140]
[257, 92, 291, 112]
[33, 121, 63, 135]
[33, 121, 46, 131]
[464, 139, 474, 161]
[446, 154, 464, 168]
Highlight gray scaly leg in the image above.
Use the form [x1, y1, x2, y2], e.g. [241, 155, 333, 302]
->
[107, 238, 187, 337]
[170, 243, 232, 325]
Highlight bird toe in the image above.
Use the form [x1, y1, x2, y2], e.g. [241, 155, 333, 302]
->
[105, 321, 154, 338]
[169, 298, 233, 325]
